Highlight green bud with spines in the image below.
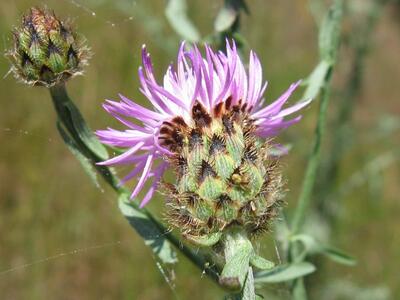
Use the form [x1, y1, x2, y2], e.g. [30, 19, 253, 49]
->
[6, 7, 90, 87]
[161, 99, 284, 247]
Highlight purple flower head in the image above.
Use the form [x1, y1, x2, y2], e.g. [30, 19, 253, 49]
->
[97, 41, 311, 207]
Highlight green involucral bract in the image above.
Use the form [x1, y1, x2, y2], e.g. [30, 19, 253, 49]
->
[162, 99, 283, 246]
[6, 7, 90, 87]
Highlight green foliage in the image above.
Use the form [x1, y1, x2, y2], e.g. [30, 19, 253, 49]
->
[250, 255, 275, 270]
[214, 0, 248, 33]
[318, 0, 343, 63]
[301, 60, 331, 102]
[255, 262, 316, 283]
[291, 234, 356, 266]
[56, 121, 100, 188]
[49, 84, 113, 185]
[118, 194, 178, 264]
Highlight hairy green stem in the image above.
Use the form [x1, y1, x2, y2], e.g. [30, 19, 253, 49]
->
[220, 230, 253, 291]
[50, 84, 120, 189]
[290, 77, 333, 300]
[295, 84, 332, 296]
[291, 71, 333, 234]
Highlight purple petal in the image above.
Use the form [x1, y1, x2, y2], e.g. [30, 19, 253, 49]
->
[97, 141, 144, 165]
[130, 153, 154, 198]
[252, 80, 302, 119]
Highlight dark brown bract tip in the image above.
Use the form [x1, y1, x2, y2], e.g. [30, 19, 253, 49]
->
[192, 101, 212, 128]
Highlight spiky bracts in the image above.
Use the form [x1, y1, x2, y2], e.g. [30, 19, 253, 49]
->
[6, 7, 90, 87]
[162, 98, 283, 245]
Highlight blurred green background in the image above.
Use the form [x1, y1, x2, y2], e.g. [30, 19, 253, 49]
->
[0, 0, 399, 299]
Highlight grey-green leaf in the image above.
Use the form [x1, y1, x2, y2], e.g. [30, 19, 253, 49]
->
[319, 0, 343, 62]
[185, 232, 222, 247]
[255, 262, 316, 283]
[165, 0, 201, 42]
[320, 246, 356, 266]
[302, 60, 331, 102]
[118, 193, 178, 264]
[215, 4, 238, 32]
[291, 234, 356, 266]
[57, 122, 100, 188]
[250, 254, 275, 270]
[214, 0, 248, 32]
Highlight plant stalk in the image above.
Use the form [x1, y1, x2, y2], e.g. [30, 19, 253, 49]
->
[290, 72, 333, 234]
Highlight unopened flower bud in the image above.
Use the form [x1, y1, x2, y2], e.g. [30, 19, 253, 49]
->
[6, 7, 90, 87]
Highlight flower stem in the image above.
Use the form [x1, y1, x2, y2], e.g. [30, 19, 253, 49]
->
[289, 74, 334, 300]
[290, 73, 333, 234]
[219, 229, 253, 291]
[49, 83, 119, 189]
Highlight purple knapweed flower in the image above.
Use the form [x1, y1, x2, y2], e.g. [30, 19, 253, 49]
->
[96, 41, 310, 207]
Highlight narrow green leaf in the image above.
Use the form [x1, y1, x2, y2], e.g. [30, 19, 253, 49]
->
[118, 193, 178, 264]
[214, 0, 248, 32]
[165, 0, 201, 42]
[291, 234, 356, 266]
[302, 60, 331, 102]
[56, 122, 100, 188]
[255, 262, 316, 283]
[184, 232, 222, 247]
[290, 234, 319, 257]
[292, 278, 308, 300]
[215, 4, 238, 32]
[319, 0, 343, 62]
[320, 246, 356, 266]
[250, 254, 275, 270]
